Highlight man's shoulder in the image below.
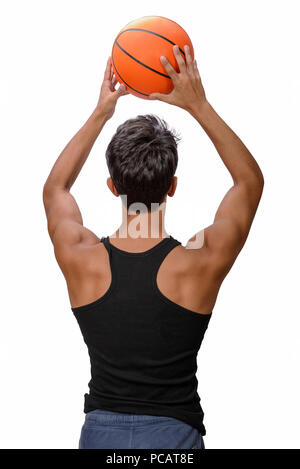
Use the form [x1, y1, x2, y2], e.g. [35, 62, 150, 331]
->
[167, 242, 211, 276]
[173, 231, 238, 281]
[55, 237, 107, 277]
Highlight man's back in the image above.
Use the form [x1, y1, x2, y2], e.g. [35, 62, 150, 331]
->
[70, 234, 212, 436]
[59, 232, 227, 316]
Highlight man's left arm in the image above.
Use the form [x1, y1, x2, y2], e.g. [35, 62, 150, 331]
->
[43, 57, 128, 256]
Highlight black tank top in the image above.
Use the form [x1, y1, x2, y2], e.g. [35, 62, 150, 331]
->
[72, 235, 212, 435]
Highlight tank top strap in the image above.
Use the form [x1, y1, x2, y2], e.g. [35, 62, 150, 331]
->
[146, 236, 181, 273]
[100, 236, 111, 255]
[100, 235, 181, 269]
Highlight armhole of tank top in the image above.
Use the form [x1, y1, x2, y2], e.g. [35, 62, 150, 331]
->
[152, 241, 212, 319]
[71, 237, 115, 313]
[93, 237, 116, 305]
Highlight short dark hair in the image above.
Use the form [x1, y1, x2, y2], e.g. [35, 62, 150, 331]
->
[105, 114, 180, 209]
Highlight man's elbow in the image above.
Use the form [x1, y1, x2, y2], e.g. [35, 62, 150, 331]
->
[42, 181, 59, 209]
[256, 167, 264, 190]
[248, 170, 264, 210]
[43, 182, 66, 204]
[256, 170, 264, 200]
[42, 182, 52, 207]
[244, 168, 264, 197]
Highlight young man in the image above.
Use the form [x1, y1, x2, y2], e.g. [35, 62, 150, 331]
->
[43, 45, 264, 449]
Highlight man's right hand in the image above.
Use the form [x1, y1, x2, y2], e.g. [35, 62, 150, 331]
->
[149, 45, 207, 113]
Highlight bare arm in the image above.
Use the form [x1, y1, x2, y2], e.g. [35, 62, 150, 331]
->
[150, 45, 264, 274]
[189, 101, 264, 254]
[43, 57, 128, 255]
[43, 109, 106, 243]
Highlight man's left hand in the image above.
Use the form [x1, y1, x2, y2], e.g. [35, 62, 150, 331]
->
[96, 56, 129, 119]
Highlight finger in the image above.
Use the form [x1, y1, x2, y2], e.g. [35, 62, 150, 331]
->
[108, 75, 117, 92]
[116, 83, 129, 96]
[173, 44, 186, 73]
[104, 57, 112, 81]
[194, 59, 201, 79]
[120, 86, 130, 95]
[149, 92, 169, 103]
[112, 75, 117, 88]
[160, 55, 178, 81]
[184, 45, 194, 74]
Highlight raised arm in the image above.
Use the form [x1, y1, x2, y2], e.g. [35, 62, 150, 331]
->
[188, 102, 264, 267]
[150, 45, 264, 276]
[43, 57, 128, 255]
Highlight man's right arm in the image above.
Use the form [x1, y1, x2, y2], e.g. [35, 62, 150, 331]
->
[150, 44, 264, 277]
[187, 101, 264, 276]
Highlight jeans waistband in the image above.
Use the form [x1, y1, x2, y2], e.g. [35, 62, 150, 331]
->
[85, 409, 182, 426]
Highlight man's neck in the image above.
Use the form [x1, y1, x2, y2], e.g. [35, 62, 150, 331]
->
[112, 203, 168, 239]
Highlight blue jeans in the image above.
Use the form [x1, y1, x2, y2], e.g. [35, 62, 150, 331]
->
[79, 409, 205, 449]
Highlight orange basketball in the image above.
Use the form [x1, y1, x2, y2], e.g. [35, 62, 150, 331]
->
[111, 16, 194, 100]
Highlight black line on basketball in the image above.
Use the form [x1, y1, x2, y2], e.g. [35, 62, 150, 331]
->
[116, 28, 186, 57]
[115, 40, 171, 79]
[111, 52, 149, 97]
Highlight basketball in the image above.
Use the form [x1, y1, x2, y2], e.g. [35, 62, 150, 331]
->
[111, 16, 194, 100]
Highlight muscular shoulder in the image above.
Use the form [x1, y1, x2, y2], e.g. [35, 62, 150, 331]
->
[184, 220, 244, 281]
[157, 244, 218, 314]
[56, 240, 111, 308]
[54, 235, 107, 279]
[160, 243, 211, 280]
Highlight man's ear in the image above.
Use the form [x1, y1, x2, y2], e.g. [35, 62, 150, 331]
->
[106, 177, 119, 197]
[167, 176, 178, 197]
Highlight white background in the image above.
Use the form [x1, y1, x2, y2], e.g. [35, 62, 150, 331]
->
[1, 0, 299, 449]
